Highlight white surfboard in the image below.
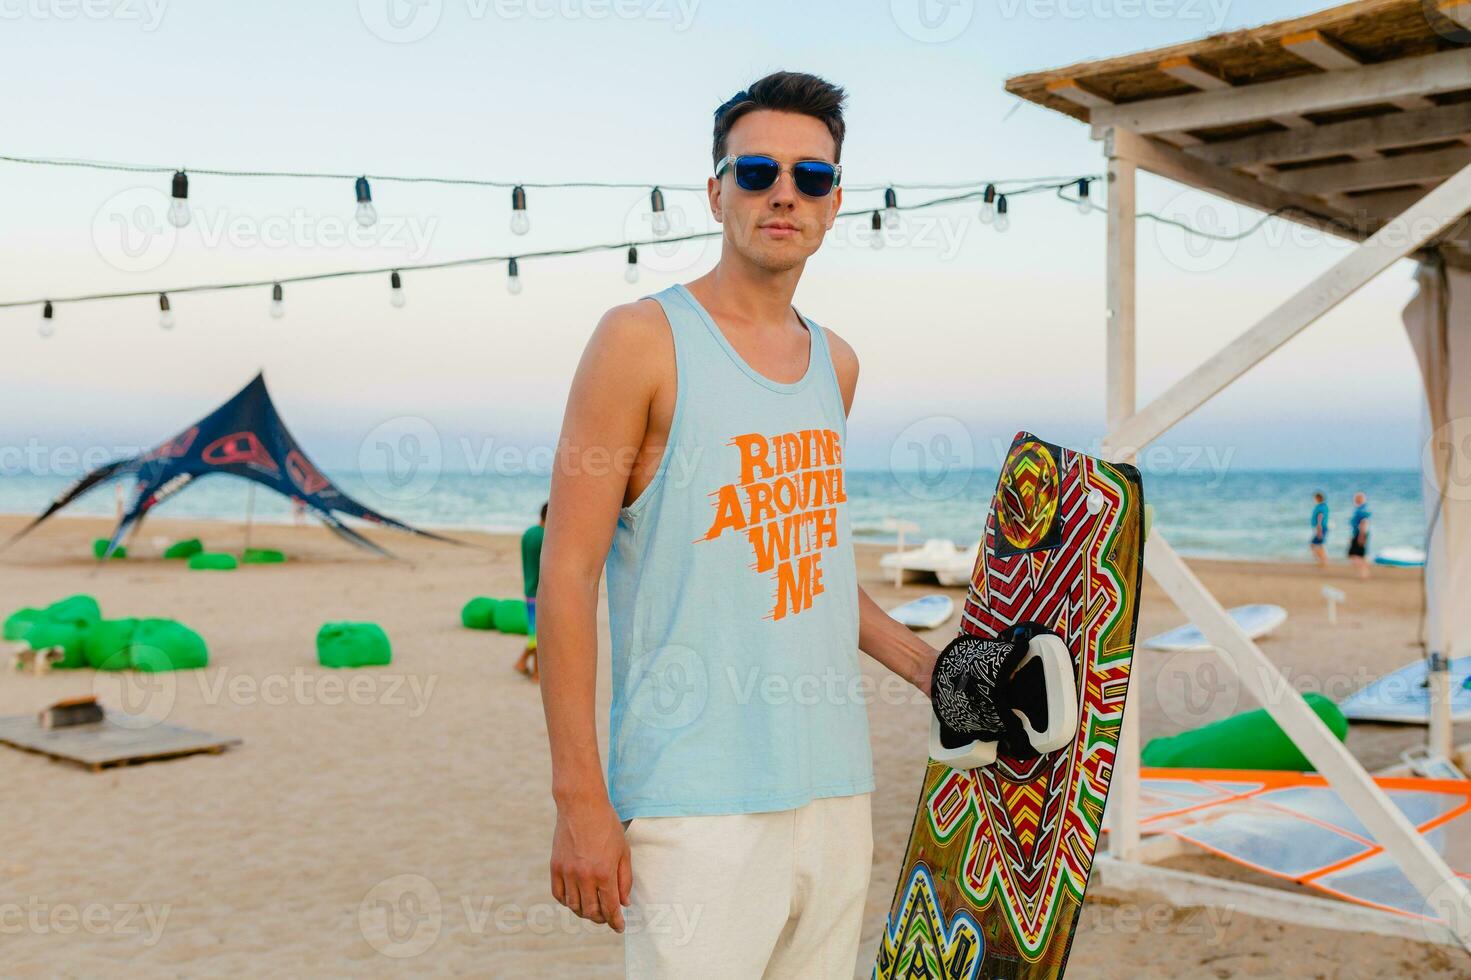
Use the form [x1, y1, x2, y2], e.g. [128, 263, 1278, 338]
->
[1340, 657, 1471, 724]
[889, 595, 955, 631]
[1143, 603, 1288, 652]
[1374, 546, 1426, 567]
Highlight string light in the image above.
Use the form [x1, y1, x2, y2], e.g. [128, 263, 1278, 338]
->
[507, 257, 522, 295]
[980, 184, 997, 224]
[869, 211, 883, 250]
[994, 194, 1010, 233]
[389, 270, 406, 308]
[650, 187, 669, 236]
[270, 282, 285, 319]
[510, 185, 529, 236]
[158, 293, 174, 330]
[884, 187, 899, 228]
[168, 171, 191, 228]
[355, 176, 377, 228]
[624, 246, 639, 284]
[1076, 178, 1092, 215]
[39, 301, 54, 338]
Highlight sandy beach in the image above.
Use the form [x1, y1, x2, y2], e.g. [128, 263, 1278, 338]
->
[1, 513, 1466, 978]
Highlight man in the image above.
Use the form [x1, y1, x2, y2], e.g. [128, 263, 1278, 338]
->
[1310, 492, 1329, 567]
[515, 502, 546, 681]
[537, 72, 941, 978]
[1348, 491, 1371, 579]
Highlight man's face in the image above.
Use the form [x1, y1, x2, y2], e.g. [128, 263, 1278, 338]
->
[709, 109, 841, 273]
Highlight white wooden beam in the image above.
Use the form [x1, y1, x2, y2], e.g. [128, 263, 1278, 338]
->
[1156, 56, 1305, 169]
[1142, 533, 1471, 951]
[1105, 156, 1471, 457]
[1274, 146, 1471, 195]
[1281, 29, 1435, 115]
[1091, 47, 1471, 138]
[1187, 103, 1471, 169]
[1103, 143, 1139, 861]
[1052, 77, 1201, 148]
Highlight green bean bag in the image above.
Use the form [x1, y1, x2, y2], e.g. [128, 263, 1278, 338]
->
[85, 617, 139, 671]
[42, 594, 102, 630]
[461, 597, 501, 630]
[317, 622, 392, 668]
[242, 548, 286, 564]
[189, 552, 238, 571]
[163, 538, 204, 560]
[1141, 692, 1348, 772]
[492, 599, 529, 635]
[3, 607, 42, 641]
[93, 538, 127, 559]
[130, 618, 209, 672]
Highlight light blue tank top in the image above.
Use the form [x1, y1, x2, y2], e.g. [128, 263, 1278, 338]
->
[605, 283, 875, 821]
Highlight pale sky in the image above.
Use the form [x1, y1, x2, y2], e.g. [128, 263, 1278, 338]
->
[0, 0, 1433, 474]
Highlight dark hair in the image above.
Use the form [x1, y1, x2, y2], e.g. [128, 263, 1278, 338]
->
[712, 71, 847, 169]
[1313, 492, 1325, 502]
[540, 502, 548, 522]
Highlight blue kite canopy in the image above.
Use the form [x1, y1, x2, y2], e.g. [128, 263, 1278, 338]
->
[5, 372, 459, 559]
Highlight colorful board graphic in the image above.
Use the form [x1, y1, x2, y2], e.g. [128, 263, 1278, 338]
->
[875, 432, 1146, 979]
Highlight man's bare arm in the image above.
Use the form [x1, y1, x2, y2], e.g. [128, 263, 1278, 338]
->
[540, 301, 665, 933]
[825, 327, 941, 697]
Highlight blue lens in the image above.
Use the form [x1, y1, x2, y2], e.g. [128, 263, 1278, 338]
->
[734, 155, 779, 191]
[793, 161, 837, 197]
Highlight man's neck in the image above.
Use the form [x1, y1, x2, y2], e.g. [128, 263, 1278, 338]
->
[689, 250, 804, 328]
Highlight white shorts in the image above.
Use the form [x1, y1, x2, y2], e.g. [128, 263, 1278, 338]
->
[622, 792, 873, 980]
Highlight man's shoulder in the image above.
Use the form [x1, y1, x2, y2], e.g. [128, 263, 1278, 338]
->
[594, 297, 671, 350]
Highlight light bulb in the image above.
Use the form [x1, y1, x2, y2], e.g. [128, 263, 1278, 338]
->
[624, 246, 639, 284]
[270, 282, 285, 319]
[390, 270, 406, 308]
[355, 176, 377, 228]
[507, 257, 522, 295]
[1076, 178, 1092, 215]
[158, 293, 174, 330]
[167, 171, 191, 228]
[994, 194, 1010, 233]
[979, 183, 996, 224]
[869, 211, 884, 250]
[511, 185, 529, 235]
[39, 301, 54, 338]
[884, 187, 899, 228]
[650, 187, 669, 236]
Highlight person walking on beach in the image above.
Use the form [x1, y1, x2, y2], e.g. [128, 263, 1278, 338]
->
[515, 502, 546, 681]
[537, 72, 942, 978]
[1347, 492, 1371, 579]
[1310, 492, 1329, 567]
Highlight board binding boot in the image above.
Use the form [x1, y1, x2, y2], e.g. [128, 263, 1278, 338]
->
[929, 624, 1078, 770]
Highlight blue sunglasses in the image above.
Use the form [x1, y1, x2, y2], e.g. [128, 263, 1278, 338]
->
[714, 154, 842, 197]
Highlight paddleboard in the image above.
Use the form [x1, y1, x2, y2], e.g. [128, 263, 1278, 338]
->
[1143, 603, 1287, 652]
[889, 595, 955, 631]
[1339, 656, 1471, 724]
[875, 432, 1146, 978]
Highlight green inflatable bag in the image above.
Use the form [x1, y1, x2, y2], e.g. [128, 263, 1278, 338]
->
[1141, 692, 1349, 772]
[93, 538, 127, 559]
[189, 552, 239, 571]
[317, 623, 392, 668]
[492, 599, 529, 635]
[164, 538, 204, 560]
[461, 597, 501, 630]
[85, 617, 139, 671]
[3, 607, 42, 641]
[43, 594, 102, 629]
[130, 618, 209, 672]
[243, 548, 286, 564]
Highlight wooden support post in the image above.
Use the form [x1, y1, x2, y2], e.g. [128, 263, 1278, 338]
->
[1146, 531, 1471, 951]
[1103, 138, 1141, 860]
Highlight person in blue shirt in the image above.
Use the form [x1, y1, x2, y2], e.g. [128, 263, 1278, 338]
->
[1310, 492, 1329, 567]
[1347, 492, 1371, 579]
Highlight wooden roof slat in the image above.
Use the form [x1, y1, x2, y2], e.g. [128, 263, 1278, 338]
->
[1273, 145, 1471, 193]
[1188, 102, 1471, 167]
